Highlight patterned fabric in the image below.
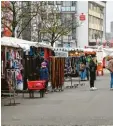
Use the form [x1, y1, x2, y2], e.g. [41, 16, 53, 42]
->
[107, 59, 113, 73]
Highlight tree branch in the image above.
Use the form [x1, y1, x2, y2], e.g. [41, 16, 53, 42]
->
[1, 21, 12, 32]
[17, 14, 38, 37]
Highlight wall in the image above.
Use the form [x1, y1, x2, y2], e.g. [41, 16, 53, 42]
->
[76, 1, 88, 48]
[103, 3, 106, 41]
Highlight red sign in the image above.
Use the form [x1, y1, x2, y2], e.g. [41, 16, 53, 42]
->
[79, 13, 86, 21]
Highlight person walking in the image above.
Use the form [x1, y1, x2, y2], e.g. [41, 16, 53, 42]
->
[40, 61, 49, 94]
[80, 62, 86, 81]
[89, 57, 97, 90]
[107, 57, 113, 90]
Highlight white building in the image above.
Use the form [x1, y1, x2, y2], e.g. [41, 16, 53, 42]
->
[20, 1, 106, 48]
[77, 1, 106, 48]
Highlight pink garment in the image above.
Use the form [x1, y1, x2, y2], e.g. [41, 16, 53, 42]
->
[16, 73, 22, 81]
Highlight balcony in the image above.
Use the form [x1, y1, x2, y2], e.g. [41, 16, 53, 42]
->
[89, 9, 104, 19]
[61, 7, 76, 12]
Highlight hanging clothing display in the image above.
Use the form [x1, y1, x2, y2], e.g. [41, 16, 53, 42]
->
[1, 46, 24, 91]
[50, 57, 65, 90]
[64, 57, 80, 77]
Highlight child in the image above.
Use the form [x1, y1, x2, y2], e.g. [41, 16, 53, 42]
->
[40, 62, 49, 93]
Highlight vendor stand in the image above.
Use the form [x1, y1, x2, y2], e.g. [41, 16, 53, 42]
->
[1, 40, 23, 106]
[1, 37, 54, 100]
[54, 48, 85, 88]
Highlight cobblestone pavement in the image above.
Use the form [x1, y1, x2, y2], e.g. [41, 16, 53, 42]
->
[1, 73, 113, 126]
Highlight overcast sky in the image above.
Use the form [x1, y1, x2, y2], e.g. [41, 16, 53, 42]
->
[106, 1, 113, 32]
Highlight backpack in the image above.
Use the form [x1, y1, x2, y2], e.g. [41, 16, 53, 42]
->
[80, 63, 85, 71]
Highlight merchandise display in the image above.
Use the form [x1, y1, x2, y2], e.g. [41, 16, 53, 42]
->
[65, 57, 80, 77]
[50, 57, 65, 91]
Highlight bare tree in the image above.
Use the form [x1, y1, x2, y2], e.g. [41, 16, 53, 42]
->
[39, 6, 81, 47]
[1, 1, 45, 37]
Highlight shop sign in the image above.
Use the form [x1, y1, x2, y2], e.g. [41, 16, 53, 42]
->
[55, 51, 68, 57]
[79, 13, 86, 21]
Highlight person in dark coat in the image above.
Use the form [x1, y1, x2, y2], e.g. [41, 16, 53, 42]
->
[40, 62, 49, 93]
[89, 57, 97, 90]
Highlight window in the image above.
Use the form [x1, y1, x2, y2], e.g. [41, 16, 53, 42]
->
[72, 1, 76, 6]
[92, 30, 95, 39]
[91, 3, 93, 10]
[100, 8, 103, 14]
[65, 7, 70, 11]
[89, 3, 91, 9]
[56, 1, 61, 5]
[62, 1, 71, 7]
[92, 16, 94, 24]
[48, 1, 54, 5]
[89, 29, 92, 39]
[89, 2, 93, 10]
[100, 19, 103, 25]
[89, 15, 91, 22]
[71, 7, 76, 11]
[97, 6, 100, 13]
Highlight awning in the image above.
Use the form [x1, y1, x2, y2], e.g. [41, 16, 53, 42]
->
[1, 37, 53, 51]
[103, 48, 113, 57]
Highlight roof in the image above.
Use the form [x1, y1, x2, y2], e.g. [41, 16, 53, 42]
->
[1, 37, 53, 50]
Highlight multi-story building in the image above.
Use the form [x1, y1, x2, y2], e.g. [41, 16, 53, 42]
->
[77, 1, 106, 47]
[52, 1, 77, 48]
[21, 1, 106, 48]
[106, 21, 113, 41]
[30, 1, 77, 48]
[111, 21, 113, 33]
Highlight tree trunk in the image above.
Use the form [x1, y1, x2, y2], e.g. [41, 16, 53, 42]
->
[12, 2, 16, 37]
[12, 28, 15, 37]
[51, 33, 55, 47]
[51, 41, 54, 47]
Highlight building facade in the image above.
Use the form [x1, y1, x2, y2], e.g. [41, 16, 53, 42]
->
[106, 21, 113, 41]
[30, 1, 77, 48]
[77, 1, 106, 48]
[17, 1, 106, 48]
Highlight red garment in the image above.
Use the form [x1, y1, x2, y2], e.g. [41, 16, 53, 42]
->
[16, 73, 22, 81]
[44, 48, 49, 60]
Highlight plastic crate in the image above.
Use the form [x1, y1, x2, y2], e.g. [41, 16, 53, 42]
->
[27, 80, 46, 90]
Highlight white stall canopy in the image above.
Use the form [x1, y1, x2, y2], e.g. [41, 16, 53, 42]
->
[1, 37, 53, 51]
[103, 48, 113, 57]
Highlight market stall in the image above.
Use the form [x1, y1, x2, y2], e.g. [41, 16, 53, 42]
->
[1, 41, 23, 105]
[54, 48, 86, 88]
[1, 37, 54, 100]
